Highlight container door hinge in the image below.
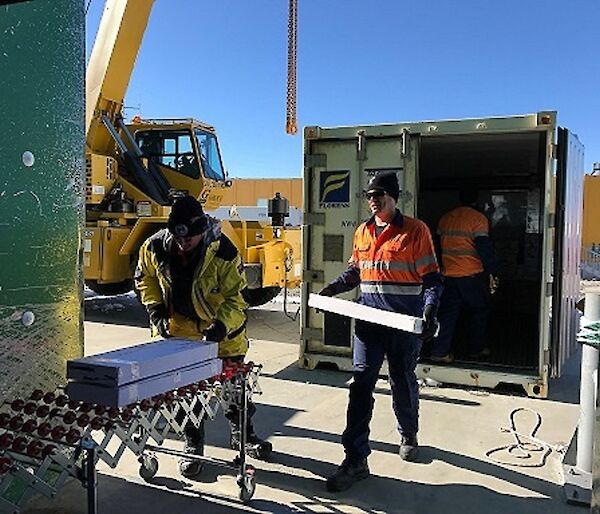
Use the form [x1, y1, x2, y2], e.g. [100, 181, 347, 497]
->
[546, 282, 553, 296]
[305, 153, 327, 168]
[304, 212, 325, 225]
[301, 327, 323, 341]
[548, 213, 556, 228]
[550, 143, 558, 160]
[401, 128, 410, 158]
[357, 130, 367, 161]
[303, 270, 324, 282]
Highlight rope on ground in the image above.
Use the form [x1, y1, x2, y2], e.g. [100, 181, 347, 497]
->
[577, 316, 600, 349]
[485, 407, 566, 468]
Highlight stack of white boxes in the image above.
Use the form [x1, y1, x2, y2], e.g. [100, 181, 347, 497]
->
[66, 339, 222, 407]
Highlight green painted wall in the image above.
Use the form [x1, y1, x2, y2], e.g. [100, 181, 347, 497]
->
[0, 0, 85, 399]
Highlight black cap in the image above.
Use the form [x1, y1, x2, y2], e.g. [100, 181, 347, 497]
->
[366, 171, 400, 202]
[168, 195, 207, 237]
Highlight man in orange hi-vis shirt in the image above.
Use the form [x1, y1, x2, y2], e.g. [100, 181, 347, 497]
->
[431, 187, 499, 364]
[318, 171, 443, 492]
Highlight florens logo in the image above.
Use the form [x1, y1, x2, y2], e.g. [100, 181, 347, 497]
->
[319, 171, 350, 208]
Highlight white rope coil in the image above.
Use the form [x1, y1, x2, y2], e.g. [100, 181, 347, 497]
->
[577, 316, 600, 348]
[485, 408, 565, 468]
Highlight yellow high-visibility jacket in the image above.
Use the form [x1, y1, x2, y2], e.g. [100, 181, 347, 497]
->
[135, 220, 249, 357]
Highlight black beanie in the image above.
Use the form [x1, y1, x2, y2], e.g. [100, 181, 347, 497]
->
[168, 195, 207, 237]
[366, 172, 400, 202]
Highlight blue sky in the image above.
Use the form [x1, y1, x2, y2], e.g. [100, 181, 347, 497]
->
[86, 0, 600, 178]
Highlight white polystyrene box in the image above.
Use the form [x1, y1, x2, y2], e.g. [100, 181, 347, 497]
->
[67, 339, 219, 386]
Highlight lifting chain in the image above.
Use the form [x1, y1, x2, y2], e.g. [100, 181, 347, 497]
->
[286, 0, 298, 135]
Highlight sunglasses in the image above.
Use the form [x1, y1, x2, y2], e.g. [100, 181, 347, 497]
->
[366, 190, 386, 200]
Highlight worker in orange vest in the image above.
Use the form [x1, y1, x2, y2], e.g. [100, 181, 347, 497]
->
[318, 171, 443, 492]
[431, 187, 499, 364]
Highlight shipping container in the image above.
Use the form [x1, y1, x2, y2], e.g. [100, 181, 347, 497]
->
[300, 111, 584, 398]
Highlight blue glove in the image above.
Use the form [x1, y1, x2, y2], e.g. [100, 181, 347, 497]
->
[420, 304, 438, 343]
[318, 285, 336, 297]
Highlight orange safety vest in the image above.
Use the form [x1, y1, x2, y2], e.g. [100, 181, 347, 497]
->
[437, 206, 489, 278]
[351, 215, 439, 296]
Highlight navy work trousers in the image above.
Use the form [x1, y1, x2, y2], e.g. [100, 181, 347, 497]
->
[342, 320, 421, 463]
[432, 273, 490, 358]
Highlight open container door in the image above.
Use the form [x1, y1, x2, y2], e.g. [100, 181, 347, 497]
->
[300, 127, 419, 369]
[551, 127, 585, 378]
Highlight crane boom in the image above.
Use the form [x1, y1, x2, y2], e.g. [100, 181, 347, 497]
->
[86, 0, 154, 154]
[83, 0, 303, 302]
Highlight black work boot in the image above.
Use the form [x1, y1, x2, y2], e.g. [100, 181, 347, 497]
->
[230, 429, 273, 461]
[179, 427, 204, 478]
[326, 458, 369, 492]
[227, 401, 272, 460]
[399, 434, 419, 462]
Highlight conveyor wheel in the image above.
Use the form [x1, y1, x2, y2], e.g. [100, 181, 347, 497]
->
[237, 464, 256, 503]
[138, 454, 158, 481]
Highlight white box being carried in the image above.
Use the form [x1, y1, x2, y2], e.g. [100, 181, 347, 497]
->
[300, 111, 584, 398]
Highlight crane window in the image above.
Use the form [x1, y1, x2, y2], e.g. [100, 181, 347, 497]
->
[195, 129, 226, 181]
[136, 130, 200, 178]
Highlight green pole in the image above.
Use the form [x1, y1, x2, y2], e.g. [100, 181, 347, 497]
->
[0, 0, 85, 399]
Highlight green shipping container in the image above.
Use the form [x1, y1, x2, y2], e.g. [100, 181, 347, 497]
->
[300, 112, 584, 398]
[0, 0, 85, 399]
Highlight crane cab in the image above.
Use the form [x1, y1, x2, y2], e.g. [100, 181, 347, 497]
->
[130, 117, 230, 211]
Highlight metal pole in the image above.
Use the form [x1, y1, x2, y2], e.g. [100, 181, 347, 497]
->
[239, 375, 248, 474]
[86, 445, 98, 514]
[577, 292, 600, 473]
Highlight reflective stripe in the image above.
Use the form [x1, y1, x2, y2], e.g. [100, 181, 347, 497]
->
[359, 260, 416, 272]
[442, 248, 479, 257]
[438, 228, 489, 238]
[359, 255, 436, 272]
[415, 255, 437, 268]
[360, 283, 422, 295]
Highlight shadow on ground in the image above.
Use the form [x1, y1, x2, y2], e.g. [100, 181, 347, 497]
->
[23, 444, 582, 514]
[84, 291, 149, 328]
[150, 402, 580, 514]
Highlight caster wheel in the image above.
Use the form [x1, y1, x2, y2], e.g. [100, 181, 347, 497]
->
[237, 465, 256, 503]
[138, 455, 158, 481]
[248, 441, 272, 461]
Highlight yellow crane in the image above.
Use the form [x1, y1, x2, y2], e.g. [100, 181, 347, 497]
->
[84, 0, 301, 305]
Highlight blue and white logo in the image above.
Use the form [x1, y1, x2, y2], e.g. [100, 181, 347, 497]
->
[319, 170, 350, 207]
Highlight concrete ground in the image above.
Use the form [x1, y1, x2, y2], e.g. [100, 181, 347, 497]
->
[23, 292, 585, 514]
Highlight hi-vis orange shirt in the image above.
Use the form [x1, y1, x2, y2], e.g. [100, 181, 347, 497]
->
[351, 215, 439, 294]
[437, 206, 489, 277]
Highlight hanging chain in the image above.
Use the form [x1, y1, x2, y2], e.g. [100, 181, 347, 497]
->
[286, 0, 298, 135]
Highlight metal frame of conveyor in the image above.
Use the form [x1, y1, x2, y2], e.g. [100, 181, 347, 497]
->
[0, 361, 263, 512]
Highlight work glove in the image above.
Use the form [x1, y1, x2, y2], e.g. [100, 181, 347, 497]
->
[420, 304, 438, 343]
[489, 275, 500, 295]
[148, 304, 171, 338]
[317, 284, 336, 297]
[204, 319, 227, 343]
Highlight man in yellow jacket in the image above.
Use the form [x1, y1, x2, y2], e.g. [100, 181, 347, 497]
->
[135, 195, 271, 478]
